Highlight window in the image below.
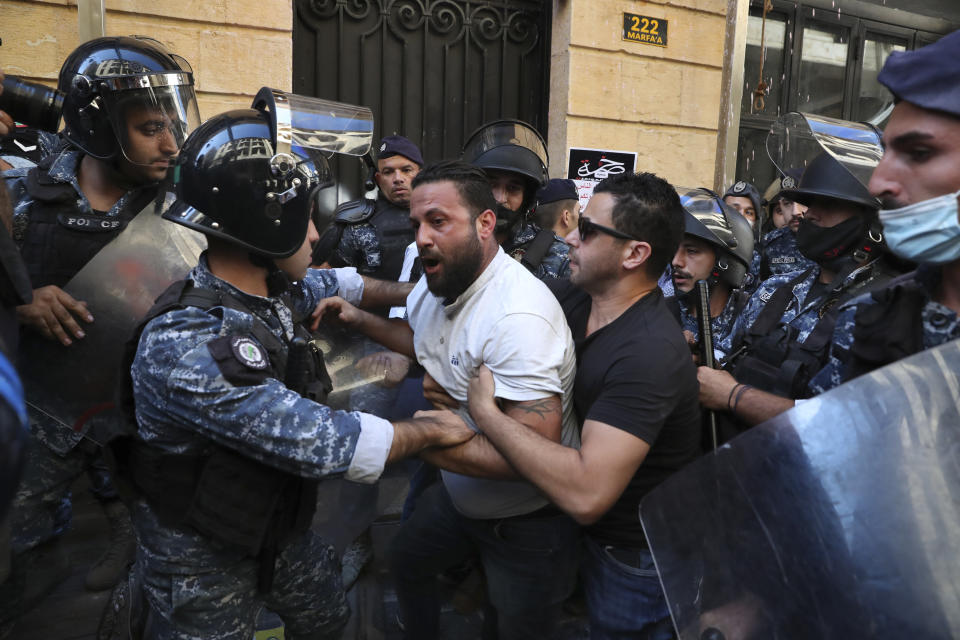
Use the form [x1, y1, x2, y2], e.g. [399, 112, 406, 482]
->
[732, 1, 948, 192]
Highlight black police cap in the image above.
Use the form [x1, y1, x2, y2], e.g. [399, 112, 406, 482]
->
[377, 135, 424, 167]
[878, 29, 960, 119]
[722, 180, 764, 216]
[536, 178, 579, 206]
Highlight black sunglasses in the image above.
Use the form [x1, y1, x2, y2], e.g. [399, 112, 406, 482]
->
[578, 215, 636, 241]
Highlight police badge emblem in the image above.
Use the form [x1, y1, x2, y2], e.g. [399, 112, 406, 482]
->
[781, 176, 796, 189]
[231, 337, 269, 370]
[733, 181, 747, 193]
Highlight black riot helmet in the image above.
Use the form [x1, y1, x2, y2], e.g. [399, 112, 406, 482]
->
[58, 36, 200, 165]
[678, 187, 755, 289]
[461, 119, 549, 227]
[779, 152, 880, 210]
[164, 88, 372, 258]
[767, 112, 885, 268]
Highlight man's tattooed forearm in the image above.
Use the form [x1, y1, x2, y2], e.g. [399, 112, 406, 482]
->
[514, 398, 560, 418]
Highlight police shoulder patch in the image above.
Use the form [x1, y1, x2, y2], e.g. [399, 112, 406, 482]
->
[207, 335, 275, 388]
[231, 336, 269, 370]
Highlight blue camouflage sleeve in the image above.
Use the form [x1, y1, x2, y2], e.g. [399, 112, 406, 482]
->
[334, 224, 371, 269]
[132, 307, 368, 480]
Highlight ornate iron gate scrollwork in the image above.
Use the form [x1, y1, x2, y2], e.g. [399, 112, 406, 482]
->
[294, 0, 550, 201]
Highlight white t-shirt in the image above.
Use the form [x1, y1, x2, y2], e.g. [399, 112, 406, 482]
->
[406, 247, 580, 518]
[388, 241, 419, 318]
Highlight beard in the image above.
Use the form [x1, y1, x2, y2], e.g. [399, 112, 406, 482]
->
[423, 230, 484, 301]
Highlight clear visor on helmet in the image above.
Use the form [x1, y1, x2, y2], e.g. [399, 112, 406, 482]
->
[253, 88, 374, 161]
[678, 187, 736, 240]
[100, 73, 200, 168]
[462, 121, 548, 169]
[678, 186, 725, 217]
[766, 112, 883, 193]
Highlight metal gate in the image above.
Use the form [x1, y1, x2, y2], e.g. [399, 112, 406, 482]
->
[293, 0, 551, 202]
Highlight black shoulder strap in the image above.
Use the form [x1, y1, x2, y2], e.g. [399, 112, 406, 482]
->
[334, 198, 376, 224]
[847, 272, 926, 377]
[520, 227, 556, 273]
[746, 267, 814, 338]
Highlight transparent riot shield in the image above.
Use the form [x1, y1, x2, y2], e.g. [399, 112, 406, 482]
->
[766, 112, 883, 190]
[18, 199, 205, 439]
[640, 338, 960, 640]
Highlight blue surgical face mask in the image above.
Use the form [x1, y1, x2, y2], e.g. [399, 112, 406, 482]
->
[878, 190, 960, 265]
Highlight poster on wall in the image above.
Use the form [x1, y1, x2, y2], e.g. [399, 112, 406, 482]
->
[566, 147, 638, 209]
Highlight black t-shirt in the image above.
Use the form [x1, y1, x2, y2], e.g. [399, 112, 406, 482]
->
[548, 279, 702, 548]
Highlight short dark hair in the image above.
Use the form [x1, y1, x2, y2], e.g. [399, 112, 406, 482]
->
[593, 172, 685, 278]
[534, 199, 577, 230]
[411, 160, 498, 221]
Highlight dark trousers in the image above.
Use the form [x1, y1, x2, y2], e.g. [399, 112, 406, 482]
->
[390, 483, 579, 640]
[582, 535, 675, 640]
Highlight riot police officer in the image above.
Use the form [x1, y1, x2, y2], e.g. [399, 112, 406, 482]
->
[700, 113, 902, 431]
[461, 119, 568, 278]
[808, 29, 960, 394]
[723, 179, 765, 286]
[722, 180, 764, 231]
[530, 178, 579, 278]
[116, 91, 472, 639]
[320, 135, 422, 281]
[758, 169, 815, 279]
[668, 188, 754, 361]
[0, 36, 200, 619]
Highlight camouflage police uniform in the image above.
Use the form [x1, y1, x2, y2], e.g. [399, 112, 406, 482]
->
[0, 129, 62, 171]
[675, 291, 746, 361]
[808, 266, 960, 394]
[4, 148, 154, 553]
[328, 195, 415, 281]
[721, 257, 895, 400]
[503, 219, 570, 279]
[129, 255, 392, 638]
[719, 267, 823, 356]
[759, 226, 815, 279]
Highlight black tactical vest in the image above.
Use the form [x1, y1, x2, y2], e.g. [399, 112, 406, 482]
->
[729, 260, 896, 400]
[106, 279, 332, 592]
[327, 196, 414, 281]
[17, 156, 156, 288]
[845, 271, 927, 381]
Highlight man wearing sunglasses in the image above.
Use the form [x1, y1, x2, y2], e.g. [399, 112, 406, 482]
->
[455, 172, 702, 639]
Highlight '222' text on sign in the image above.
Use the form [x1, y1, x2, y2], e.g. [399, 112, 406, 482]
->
[622, 13, 668, 48]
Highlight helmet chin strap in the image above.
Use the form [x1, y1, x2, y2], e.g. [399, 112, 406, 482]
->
[247, 252, 294, 297]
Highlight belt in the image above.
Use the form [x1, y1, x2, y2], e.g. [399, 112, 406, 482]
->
[507, 503, 564, 521]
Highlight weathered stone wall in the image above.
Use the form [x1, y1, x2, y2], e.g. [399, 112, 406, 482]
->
[549, 0, 727, 188]
[0, 0, 292, 119]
